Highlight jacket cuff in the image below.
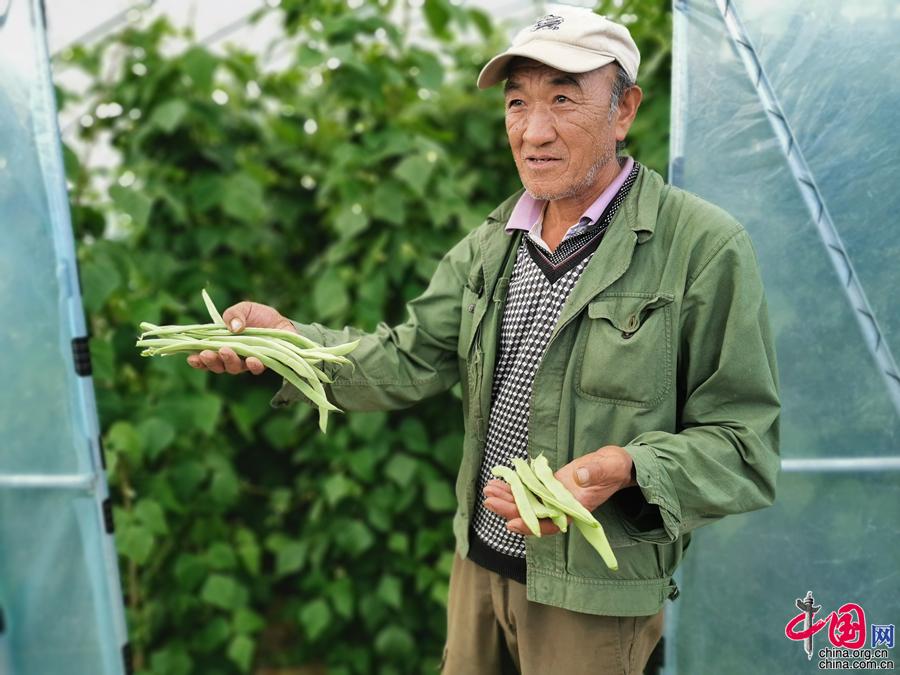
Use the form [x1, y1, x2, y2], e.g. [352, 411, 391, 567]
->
[614, 443, 683, 544]
[269, 321, 330, 409]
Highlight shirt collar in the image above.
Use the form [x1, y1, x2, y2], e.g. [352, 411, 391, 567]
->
[505, 156, 635, 234]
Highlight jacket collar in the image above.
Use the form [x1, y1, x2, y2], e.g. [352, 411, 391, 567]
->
[480, 164, 663, 297]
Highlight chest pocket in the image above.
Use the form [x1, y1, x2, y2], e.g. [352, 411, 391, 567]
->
[575, 292, 675, 407]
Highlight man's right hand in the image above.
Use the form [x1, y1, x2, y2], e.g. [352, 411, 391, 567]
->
[186, 300, 298, 375]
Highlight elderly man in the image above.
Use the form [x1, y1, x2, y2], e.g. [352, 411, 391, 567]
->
[188, 7, 781, 674]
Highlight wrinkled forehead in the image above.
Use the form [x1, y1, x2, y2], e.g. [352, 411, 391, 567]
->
[503, 57, 613, 90]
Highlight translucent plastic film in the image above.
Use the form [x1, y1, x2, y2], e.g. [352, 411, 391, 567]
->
[667, 0, 900, 672]
[0, 0, 129, 673]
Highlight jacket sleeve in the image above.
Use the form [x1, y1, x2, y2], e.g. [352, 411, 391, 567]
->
[613, 227, 781, 544]
[269, 230, 477, 412]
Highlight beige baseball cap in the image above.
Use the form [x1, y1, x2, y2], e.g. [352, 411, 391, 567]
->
[477, 7, 640, 89]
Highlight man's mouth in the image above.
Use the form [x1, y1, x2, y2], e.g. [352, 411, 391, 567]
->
[525, 156, 561, 168]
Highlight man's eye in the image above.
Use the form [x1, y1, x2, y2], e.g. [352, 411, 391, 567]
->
[554, 95, 570, 104]
[507, 99, 524, 109]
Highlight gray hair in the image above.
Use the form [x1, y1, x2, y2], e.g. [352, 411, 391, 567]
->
[608, 64, 635, 156]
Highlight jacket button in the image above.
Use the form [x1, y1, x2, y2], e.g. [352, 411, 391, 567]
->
[468, 304, 476, 313]
[622, 331, 634, 339]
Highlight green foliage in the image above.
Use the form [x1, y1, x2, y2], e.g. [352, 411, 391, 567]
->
[59, 1, 670, 672]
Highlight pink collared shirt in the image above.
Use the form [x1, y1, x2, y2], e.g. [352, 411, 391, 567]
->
[505, 156, 635, 252]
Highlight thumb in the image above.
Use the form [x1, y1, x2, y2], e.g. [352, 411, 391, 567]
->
[575, 464, 602, 488]
[223, 301, 253, 333]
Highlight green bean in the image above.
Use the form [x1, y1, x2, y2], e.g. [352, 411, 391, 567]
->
[136, 290, 359, 433]
[490, 465, 542, 537]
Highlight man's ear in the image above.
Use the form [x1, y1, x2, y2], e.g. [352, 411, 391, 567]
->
[615, 85, 643, 142]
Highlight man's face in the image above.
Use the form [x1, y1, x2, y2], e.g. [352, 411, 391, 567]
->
[504, 60, 622, 202]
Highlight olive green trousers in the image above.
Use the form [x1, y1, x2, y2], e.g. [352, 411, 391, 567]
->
[440, 552, 664, 675]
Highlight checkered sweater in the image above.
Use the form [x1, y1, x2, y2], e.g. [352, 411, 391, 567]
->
[467, 162, 640, 583]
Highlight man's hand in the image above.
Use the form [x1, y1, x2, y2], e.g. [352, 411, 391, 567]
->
[483, 445, 636, 536]
[186, 300, 298, 375]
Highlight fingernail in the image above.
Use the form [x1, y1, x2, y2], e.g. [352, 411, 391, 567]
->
[231, 318, 242, 331]
[576, 468, 590, 485]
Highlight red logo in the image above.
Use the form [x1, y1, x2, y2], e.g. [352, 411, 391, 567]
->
[784, 591, 867, 659]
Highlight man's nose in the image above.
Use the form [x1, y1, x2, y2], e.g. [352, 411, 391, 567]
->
[522, 108, 557, 147]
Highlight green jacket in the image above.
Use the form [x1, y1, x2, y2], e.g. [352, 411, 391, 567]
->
[270, 164, 781, 617]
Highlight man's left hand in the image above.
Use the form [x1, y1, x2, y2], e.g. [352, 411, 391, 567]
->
[482, 445, 636, 536]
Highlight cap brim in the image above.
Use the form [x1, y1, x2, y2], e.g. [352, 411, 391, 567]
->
[476, 41, 618, 89]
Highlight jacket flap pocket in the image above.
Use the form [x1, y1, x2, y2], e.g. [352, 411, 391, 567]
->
[587, 293, 674, 332]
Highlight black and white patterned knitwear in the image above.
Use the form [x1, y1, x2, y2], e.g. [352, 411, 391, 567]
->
[467, 161, 641, 581]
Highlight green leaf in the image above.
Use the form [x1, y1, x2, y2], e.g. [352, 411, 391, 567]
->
[423, 0, 451, 39]
[334, 519, 374, 556]
[261, 415, 297, 450]
[196, 617, 231, 651]
[137, 417, 176, 460]
[233, 607, 265, 634]
[183, 46, 218, 91]
[313, 268, 349, 320]
[117, 524, 154, 564]
[149, 647, 193, 675]
[227, 634, 255, 673]
[205, 542, 237, 570]
[201, 574, 248, 610]
[322, 474, 358, 507]
[387, 532, 408, 555]
[150, 99, 190, 134]
[412, 50, 444, 89]
[210, 466, 240, 506]
[347, 411, 387, 441]
[393, 154, 434, 198]
[275, 540, 307, 576]
[134, 498, 168, 535]
[106, 420, 142, 459]
[192, 393, 223, 435]
[424, 479, 456, 512]
[398, 417, 429, 454]
[235, 529, 261, 575]
[80, 254, 121, 313]
[329, 577, 355, 619]
[297, 44, 322, 67]
[109, 184, 153, 229]
[376, 575, 402, 609]
[174, 554, 207, 589]
[298, 599, 332, 641]
[333, 204, 369, 238]
[189, 174, 227, 212]
[384, 454, 417, 485]
[374, 625, 415, 657]
[222, 173, 267, 223]
[370, 181, 408, 226]
[89, 336, 115, 385]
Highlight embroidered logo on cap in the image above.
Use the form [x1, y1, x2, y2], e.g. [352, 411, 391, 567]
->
[531, 14, 564, 31]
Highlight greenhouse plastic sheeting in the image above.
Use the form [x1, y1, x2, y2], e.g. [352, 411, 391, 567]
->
[0, 0, 129, 673]
[666, 0, 899, 673]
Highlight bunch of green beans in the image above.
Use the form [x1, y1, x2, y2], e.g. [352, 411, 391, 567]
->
[135, 290, 358, 433]
[492, 453, 618, 571]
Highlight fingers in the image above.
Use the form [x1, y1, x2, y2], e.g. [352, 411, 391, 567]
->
[219, 347, 246, 375]
[199, 349, 226, 374]
[483, 480, 515, 503]
[506, 517, 561, 536]
[483, 496, 520, 521]
[188, 349, 265, 376]
[187, 354, 206, 370]
[246, 356, 266, 375]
